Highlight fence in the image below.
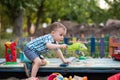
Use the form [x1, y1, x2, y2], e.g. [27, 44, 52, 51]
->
[16, 35, 120, 58]
[64, 35, 120, 58]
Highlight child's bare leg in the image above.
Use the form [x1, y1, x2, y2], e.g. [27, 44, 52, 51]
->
[41, 59, 47, 66]
[31, 57, 42, 77]
[31, 57, 47, 77]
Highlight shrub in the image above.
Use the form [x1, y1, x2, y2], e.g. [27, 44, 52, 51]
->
[0, 39, 8, 58]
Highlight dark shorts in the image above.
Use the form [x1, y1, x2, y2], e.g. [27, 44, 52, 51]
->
[24, 46, 38, 61]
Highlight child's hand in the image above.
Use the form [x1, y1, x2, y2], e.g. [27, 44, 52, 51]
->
[60, 44, 67, 49]
[63, 60, 71, 64]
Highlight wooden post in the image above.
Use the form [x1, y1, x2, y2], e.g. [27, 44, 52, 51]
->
[64, 37, 69, 45]
[81, 34, 85, 43]
[90, 37, 95, 57]
[100, 38, 104, 58]
[72, 37, 77, 43]
[109, 37, 113, 56]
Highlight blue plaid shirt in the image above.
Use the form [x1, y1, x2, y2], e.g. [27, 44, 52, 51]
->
[26, 34, 54, 54]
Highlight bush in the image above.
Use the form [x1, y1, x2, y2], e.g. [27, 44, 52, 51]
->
[0, 39, 8, 58]
[1, 32, 14, 39]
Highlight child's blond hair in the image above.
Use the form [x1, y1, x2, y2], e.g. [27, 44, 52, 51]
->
[48, 22, 67, 32]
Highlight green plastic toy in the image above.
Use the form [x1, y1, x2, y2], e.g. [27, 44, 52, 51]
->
[67, 42, 87, 52]
[67, 42, 88, 60]
[79, 56, 86, 60]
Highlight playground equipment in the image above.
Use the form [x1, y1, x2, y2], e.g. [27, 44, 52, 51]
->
[4, 41, 17, 64]
[109, 37, 120, 60]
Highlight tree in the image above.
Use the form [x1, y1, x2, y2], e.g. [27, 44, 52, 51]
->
[105, 0, 120, 19]
[0, 0, 27, 37]
[0, 0, 43, 37]
[1, 0, 120, 37]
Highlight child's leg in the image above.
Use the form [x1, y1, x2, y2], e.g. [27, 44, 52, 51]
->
[31, 57, 42, 77]
[41, 58, 47, 66]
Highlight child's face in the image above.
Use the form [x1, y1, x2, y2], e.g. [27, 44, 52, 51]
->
[52, 28, 66, 42]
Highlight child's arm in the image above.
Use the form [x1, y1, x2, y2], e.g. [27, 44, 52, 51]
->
[55, 49, 67, 63]
[46, 43, 69, 63]
[46, 43, 67, 49]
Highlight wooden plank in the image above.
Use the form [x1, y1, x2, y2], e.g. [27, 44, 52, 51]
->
[43, 58, 120, 68]
[0, 58, 120, 69]
[0, 63, 24, 68]
[0, 59, 5, 64]
[0, 58, 120, 74]
[0, 59, 24, 68]
[37, 58, 120, 73]
[110, 43, 120, 47]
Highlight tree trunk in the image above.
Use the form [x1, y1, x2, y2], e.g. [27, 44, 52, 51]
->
[27, 16, 31, 36]
[35, 0, 45, 31]
[13, 10, 24, 37]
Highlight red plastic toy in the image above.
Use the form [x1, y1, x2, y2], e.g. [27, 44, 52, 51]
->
[112, 50, 120, 60]
[5, 41, 17, 63]
[108, 73, 120, 80]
